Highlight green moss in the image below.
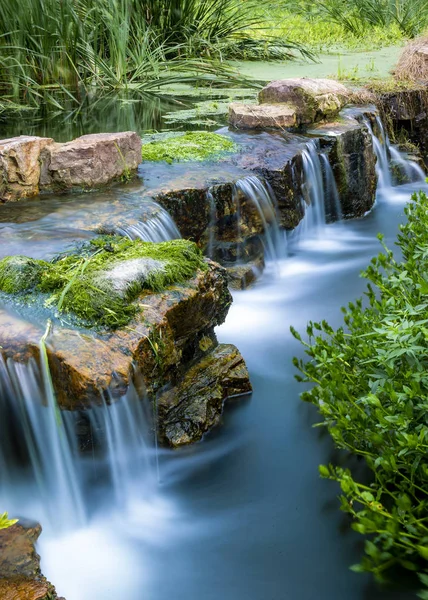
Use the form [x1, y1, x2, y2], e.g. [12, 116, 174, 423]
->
[1, 238, 207, 330]
[141, 132, 237, 163]
[0, 256, 49, 294]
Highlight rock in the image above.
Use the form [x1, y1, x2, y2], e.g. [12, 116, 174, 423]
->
[308, 111, 378, 219]
[0, 241, 251, 444]
[40, 132, 142, 191]
[0, 136, 53, 202]
[259, 78, 350, 124]
[228, 103, 297, 130]
[158, 343, 252, 446]
[0, 521, 60, 599]
[366, 84, 428, 161]
[226, 258, 264, 290]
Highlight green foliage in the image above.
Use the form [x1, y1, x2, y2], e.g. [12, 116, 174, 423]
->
[0, 238, 207, 329]
[141, 132, 237, 163]
[312, 0, 428, 38]
[0, 0, 309, 111]
[0, 512, 18, 529]
[292, 191, 428, 595]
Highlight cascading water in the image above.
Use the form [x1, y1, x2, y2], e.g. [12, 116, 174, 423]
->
[362, 115, 425, 189]
[116, 202, 181, 242]
[0, 350, 158, 531]
[233, 175, 287, 263]
[0, 354, 85, 530]
[291, 140, 341, 244]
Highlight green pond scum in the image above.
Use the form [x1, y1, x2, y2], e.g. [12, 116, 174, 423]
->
[141, 131, 237, 163]
[0, 238, 207, 330]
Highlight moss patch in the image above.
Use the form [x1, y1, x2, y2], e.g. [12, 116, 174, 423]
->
[141, 132, 237, 163]
[0, 256, 49, 293]
[0, 238, 207, 330]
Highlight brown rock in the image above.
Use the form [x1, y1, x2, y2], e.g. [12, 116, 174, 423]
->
[228, 103, 297, 130]
[40, 132, 142, 191]
[0, 522, 59, 600]
[258, 78, 350, 124]
[0, 136, 53, 202]
[158, 343, 252, 447]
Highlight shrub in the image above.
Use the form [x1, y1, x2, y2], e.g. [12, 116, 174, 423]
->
[292, 190, 428, 596]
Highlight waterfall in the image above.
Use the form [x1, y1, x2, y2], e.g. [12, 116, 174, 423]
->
[292, 140, 341, 242]
[0, 354, 85, 530]
[362, 115, 425, 189]
[0, 352, 157, 528]
[233, 175, 286, 262]
[116, 203, 181, 242]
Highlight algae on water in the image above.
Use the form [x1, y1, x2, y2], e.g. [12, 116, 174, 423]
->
[0, 238, 207, 329]
[141, 131, 237, 163]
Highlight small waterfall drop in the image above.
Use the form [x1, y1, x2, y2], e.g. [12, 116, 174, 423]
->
[0, 351, 157, 529]
[233, 175, 286, 263]
[362, 115, 425, 188]
[292, 140, 341, 243]
[0, 354, 85, 530]
[116, 203, 181, 242]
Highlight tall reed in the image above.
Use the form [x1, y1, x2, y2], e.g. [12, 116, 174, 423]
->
[0, 0, 309, 110]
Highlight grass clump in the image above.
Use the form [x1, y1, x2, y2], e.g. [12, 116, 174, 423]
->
[141, 132, 237, 163]
[394, 37, 428, 82]
[292, 190, 428, 595]
[0, 238, 206, 330]
[0, 256, 49, 294]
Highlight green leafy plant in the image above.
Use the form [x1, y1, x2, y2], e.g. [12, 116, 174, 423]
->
[0, 512, 18, 529]
[292, 190, 428, 596]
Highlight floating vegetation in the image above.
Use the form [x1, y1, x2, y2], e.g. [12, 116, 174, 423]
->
[141, 131, 238, 163]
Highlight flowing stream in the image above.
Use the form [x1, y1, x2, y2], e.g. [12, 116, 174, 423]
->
[0, 119, 425, 600]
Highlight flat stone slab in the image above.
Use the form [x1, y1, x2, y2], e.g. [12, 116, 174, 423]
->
[229, 102, 297, 130]
[259, 78, 350, 124]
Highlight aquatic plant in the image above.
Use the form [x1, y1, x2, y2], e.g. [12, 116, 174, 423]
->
[292, 191, 428, 595]
[141, 132, 237, 163]
[0, 238, 207, 329]
[312, 0, 428, 38]
[0, 512, 17, 530]
[0, 0, 308, 112]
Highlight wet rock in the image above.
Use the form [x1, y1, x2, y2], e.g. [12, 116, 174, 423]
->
[0, 136, 53, 202]
[40, 132, 142, 191]
[366, 85, 428, 160]
[308, 112, 378, 219]
[0, 250, 251, 444]
[225, 258, 264, 290]
[259, 78, 350, 124]
[0, 521, 60, 599]
[158, 343, 252, 447]
[229, 103, 297, 130]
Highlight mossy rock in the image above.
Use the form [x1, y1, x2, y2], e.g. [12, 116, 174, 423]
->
[141, 131, 237, 163]
[0, 256, 49, 293]
[0, 238, 207, 330]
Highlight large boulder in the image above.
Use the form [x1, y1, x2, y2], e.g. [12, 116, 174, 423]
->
[0, 136, 53, 202]
[40, 132, 142, 191]
[258, 78, 350, 125]
[0, 238, 251, 445]
[0, 521, 60, 599]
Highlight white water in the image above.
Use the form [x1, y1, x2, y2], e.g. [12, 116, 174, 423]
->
[362, 115, 425, 189]
[233, 175, 287, 262]
[116, 203, 181, 242]
[289, 140, 342, 249]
